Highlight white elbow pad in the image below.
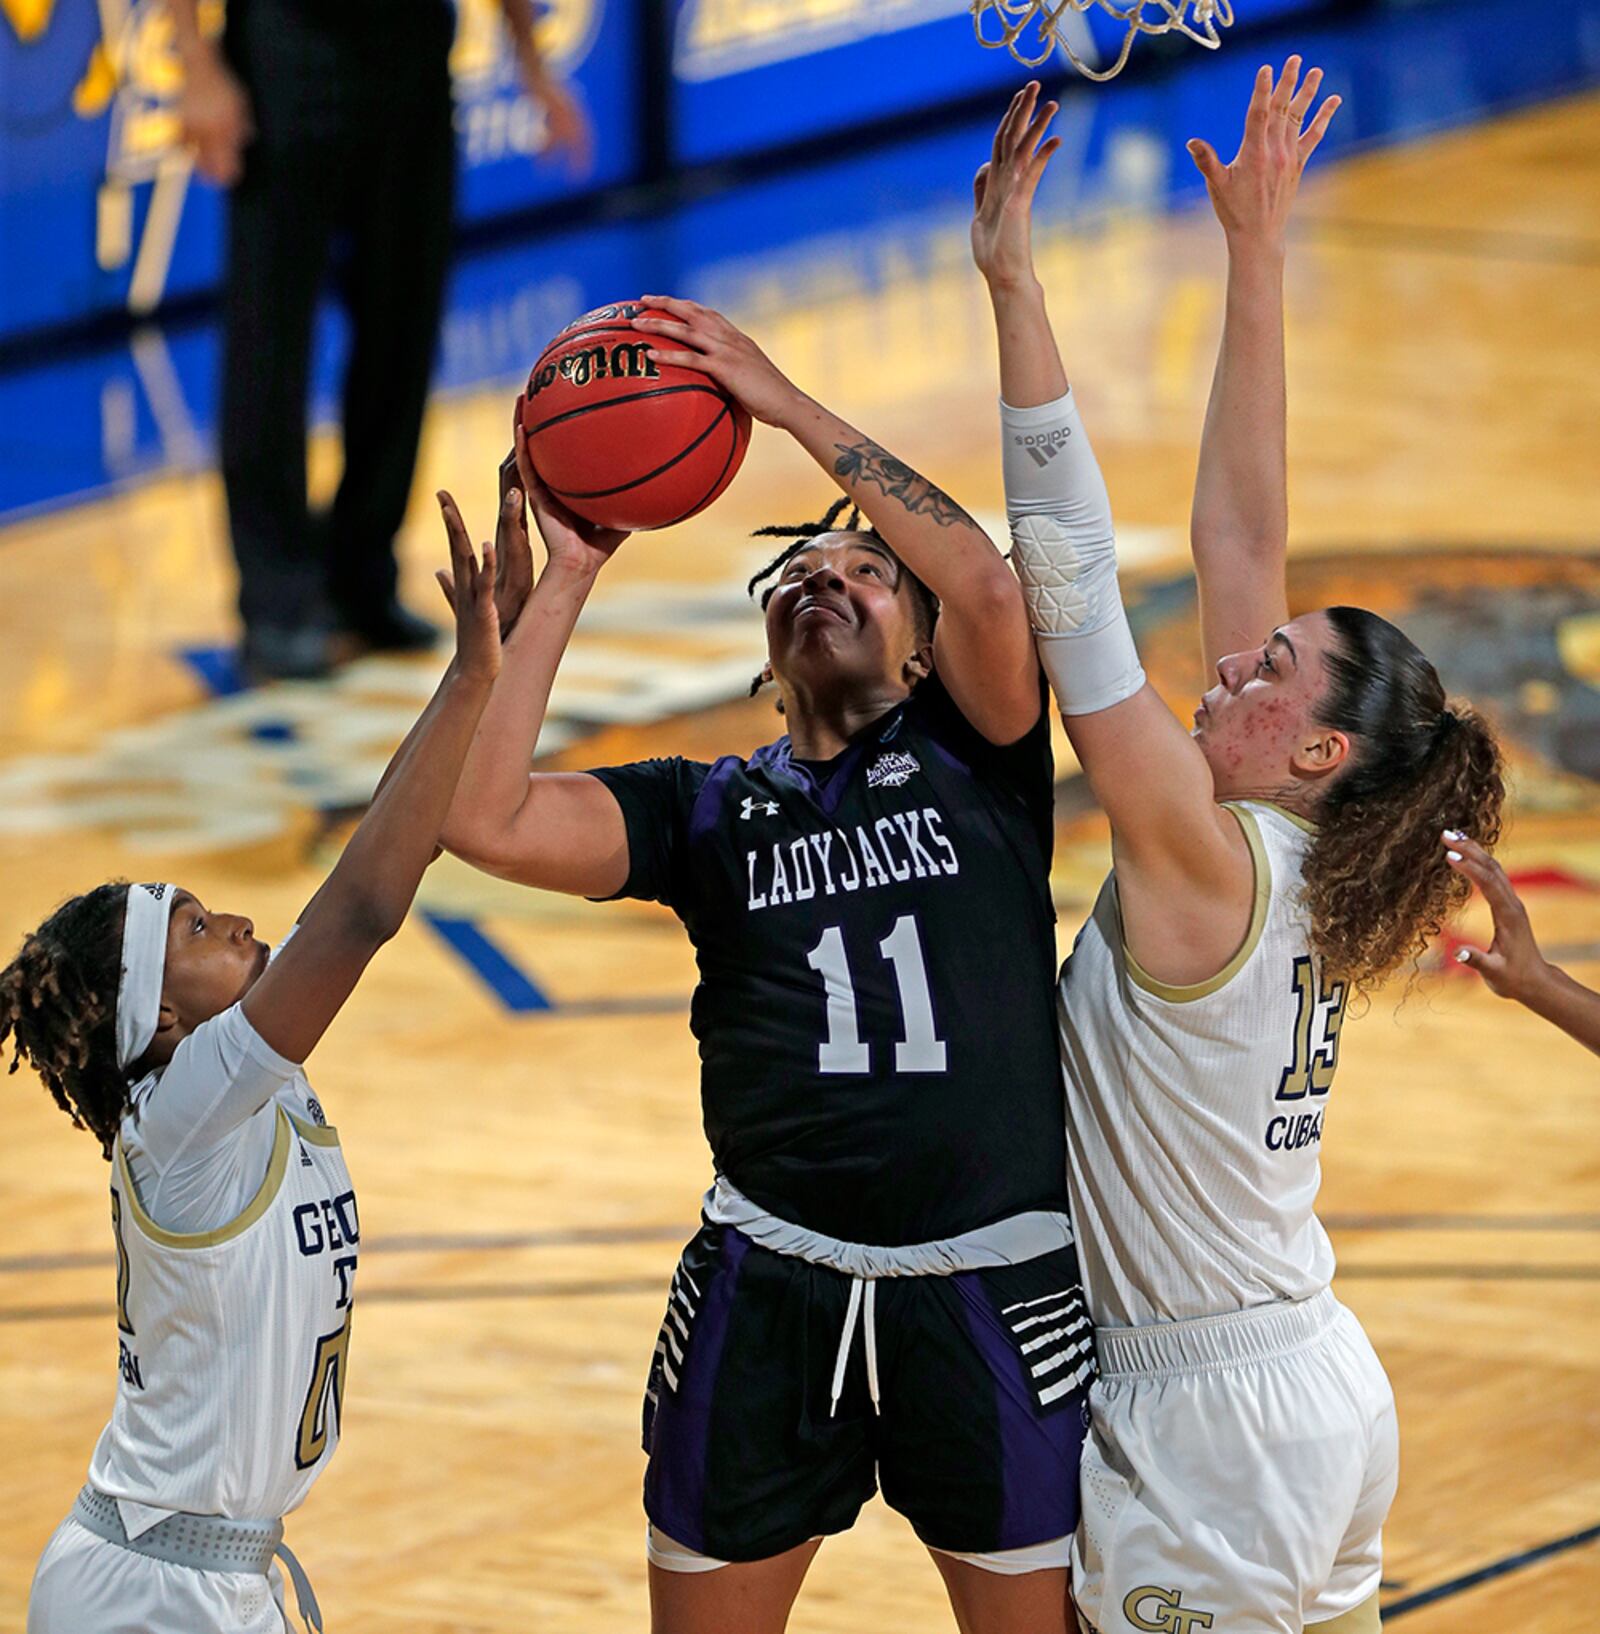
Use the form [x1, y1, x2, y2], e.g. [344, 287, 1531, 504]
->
[1002, 392, 1146, 716]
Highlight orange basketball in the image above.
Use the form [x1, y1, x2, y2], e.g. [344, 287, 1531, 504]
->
[520, 300, 752, 533]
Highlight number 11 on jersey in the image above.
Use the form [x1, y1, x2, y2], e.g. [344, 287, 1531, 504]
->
[806, 914, 948, 1075]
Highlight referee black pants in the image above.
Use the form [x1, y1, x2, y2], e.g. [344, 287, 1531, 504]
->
[219, 0, 456, 634]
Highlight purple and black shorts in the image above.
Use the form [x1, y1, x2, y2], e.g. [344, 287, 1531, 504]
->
[641, 1220, 1093, 1563]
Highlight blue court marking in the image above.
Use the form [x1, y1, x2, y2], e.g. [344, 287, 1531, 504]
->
[421, 913, 553, 1012]
[178, 644, 246, 698]
[1385, 1522, 1600, 1618]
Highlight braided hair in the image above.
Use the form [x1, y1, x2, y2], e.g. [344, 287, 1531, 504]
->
[745, 497, 940, 697]
[1, 884, 133, 1160]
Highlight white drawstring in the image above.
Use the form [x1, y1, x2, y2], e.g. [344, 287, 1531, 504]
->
[863, 1280, 880, 1411]
[829, 1276, 882, 1417]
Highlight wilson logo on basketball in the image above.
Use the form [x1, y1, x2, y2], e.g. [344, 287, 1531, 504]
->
[527, 342, 661, 398]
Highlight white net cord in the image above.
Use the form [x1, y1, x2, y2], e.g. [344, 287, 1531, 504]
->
[971, 0, 1235, 79]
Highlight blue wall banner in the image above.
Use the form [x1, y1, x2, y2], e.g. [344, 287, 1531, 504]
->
[669, 0, 1032, 166]
[6, 0, 1597, 525]
[0, 0, 639, 343]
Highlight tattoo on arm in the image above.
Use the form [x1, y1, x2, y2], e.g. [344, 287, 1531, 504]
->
[832, 440, 980, 531]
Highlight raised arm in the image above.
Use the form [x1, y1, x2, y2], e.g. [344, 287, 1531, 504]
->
[241, 499, 499, 1063]
[632, 298, 1039, 745]
[437, 418, 634, 896]
[977, 83, 1255, 987]
[1187, 58, 1341, 669]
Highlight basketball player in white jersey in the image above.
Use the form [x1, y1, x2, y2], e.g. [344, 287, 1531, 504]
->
[974, 67, 1507, 1633]
[4, 492, 507, 1633]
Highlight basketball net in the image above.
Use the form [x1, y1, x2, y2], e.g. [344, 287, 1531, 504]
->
[971, 0, 1234, 79]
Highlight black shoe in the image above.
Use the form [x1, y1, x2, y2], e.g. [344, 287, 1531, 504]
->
[340, 602, 442, 655]
[241, 624, 337, 683]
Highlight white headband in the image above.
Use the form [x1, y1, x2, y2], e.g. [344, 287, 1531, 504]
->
[116, 883, 176, 1074]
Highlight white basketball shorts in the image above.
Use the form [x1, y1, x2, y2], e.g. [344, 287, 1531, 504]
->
[28, 1516, 290, 1634]
[1073, 1289, 1398, 1634]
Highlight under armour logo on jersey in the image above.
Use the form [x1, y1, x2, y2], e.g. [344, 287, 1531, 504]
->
[867, 750, 920, 789]
[740, 797, 779, 820]
[1122, 1587, 1215, 1634]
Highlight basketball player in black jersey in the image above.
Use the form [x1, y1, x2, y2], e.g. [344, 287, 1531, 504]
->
[440, 301, 1089, 1634]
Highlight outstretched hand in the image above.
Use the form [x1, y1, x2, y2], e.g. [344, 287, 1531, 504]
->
[510, 405, 630, 578]
[1444, 831, 1548, 1001]
[436, 492, 501, 683]
[436, 459, 537, 640]
[972, 80, 1061, 292]
[1187, 56, 1341, 248]
[631, 296, 801, 428]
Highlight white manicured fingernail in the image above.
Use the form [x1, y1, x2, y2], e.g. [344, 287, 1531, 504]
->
[1442, 828, 1463, 841]
[1454, 948, 1471, 963]
[1447, 851, 1462, 862]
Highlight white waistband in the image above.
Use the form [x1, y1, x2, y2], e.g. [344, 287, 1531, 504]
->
[1094, 1288, 1339, 1379]
[703, 1179, 1074, 1279]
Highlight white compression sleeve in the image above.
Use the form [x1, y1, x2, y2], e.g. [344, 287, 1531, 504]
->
[1001, 390, 1146, 716]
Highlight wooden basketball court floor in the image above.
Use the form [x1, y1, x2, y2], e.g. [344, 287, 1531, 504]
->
[1, 91, 1598, 1633]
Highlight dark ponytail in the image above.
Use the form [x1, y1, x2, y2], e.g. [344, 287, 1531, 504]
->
[1, 884, 133, 1159]
[1302, 608, 1505, 992]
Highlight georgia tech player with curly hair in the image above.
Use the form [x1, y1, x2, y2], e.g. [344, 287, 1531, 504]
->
[7, 501, 503, 1634]
[976, 66, 1506, 1634]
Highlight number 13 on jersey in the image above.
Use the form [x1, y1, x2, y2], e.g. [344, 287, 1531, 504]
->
[807, 914, 948, 1075]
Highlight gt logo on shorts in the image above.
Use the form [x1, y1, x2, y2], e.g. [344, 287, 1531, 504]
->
[1122, 1586, 1216, 1633]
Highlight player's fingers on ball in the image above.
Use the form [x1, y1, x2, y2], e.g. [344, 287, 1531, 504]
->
[633, 315, 693, 339]
[645, 347, 705, 370]
[512, 424, 542, 495]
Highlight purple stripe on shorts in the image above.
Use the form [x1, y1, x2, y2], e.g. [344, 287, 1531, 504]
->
[643, 1226, 750, 1554]
[953, 1271, 1084, 1550]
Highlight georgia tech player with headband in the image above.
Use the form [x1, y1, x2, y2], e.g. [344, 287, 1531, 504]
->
[6, 498, 505, 1633]
[975, 68, 1505, 1634]
[443, 317, 1091, 1633]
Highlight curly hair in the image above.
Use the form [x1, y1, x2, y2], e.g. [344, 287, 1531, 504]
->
[1302, 608, 1505, 993]
[746, 497, 940, 696]
[1, 884, 133, 1160]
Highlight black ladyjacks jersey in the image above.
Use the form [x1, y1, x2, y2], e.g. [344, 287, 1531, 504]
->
[590, 672, 1067, 1247]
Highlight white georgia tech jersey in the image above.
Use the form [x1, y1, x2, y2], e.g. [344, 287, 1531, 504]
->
[1058, 801, 1350, 1328]
[91, 1092, 357, 1522]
